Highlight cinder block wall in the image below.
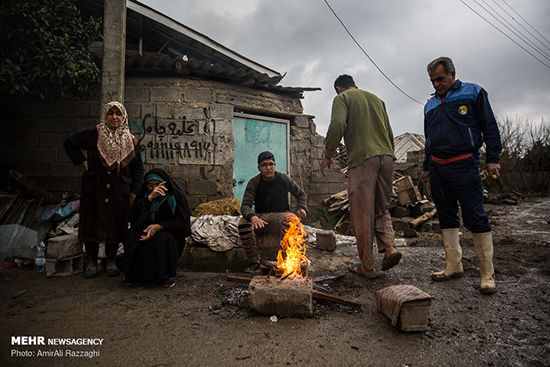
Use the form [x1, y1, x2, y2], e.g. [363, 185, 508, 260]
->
[0, 76, 347, 209]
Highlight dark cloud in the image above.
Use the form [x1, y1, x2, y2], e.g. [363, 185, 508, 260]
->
[141, 0, 550, 135]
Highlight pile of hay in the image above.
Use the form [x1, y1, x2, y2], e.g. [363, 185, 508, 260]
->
[192, 197, 241, 217]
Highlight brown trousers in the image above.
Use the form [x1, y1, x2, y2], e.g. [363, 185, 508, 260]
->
[238, 212, 293, 263]
[348, 155, 395, 273]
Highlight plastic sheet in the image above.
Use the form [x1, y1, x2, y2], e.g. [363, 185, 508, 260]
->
[191, 215, 241, 252]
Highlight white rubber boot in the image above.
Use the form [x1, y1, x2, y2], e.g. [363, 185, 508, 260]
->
[473, 232, 497, 295]
[432, 228, 464, 281]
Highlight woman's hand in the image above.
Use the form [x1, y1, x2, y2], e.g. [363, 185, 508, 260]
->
[129, 192, 136, 205]
[147, 181, 167, 202]
[140, 224, 163, 241]
[82, 160, 88, 172]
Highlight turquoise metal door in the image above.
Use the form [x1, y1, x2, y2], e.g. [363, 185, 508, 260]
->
[233, 114, 288, 202]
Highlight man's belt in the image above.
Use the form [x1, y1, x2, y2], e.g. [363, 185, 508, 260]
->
[431, 153, 473, 164]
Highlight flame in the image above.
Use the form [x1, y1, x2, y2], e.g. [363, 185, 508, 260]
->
[276, 214, 310, 278]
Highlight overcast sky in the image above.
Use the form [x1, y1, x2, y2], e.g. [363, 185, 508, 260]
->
[139, 0, 550, 137]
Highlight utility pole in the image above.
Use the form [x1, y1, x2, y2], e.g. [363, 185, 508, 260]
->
[100, 0, 126, 113]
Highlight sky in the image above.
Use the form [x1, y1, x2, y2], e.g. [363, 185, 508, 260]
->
[139, 0, 550, 137]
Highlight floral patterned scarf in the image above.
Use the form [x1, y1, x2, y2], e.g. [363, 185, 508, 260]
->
[96, 101, 136, 171]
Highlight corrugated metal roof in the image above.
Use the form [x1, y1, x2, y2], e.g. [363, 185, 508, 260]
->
[394, 133, 425, 163]
[78, 0, 320, 95]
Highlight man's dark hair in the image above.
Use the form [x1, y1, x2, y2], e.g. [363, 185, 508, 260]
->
[257, 151, 275, 165]
[427, 56, 456, 75]
[334, 74, 356, 92]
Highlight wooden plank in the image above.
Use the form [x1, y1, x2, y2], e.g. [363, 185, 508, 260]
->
[9, 170, 58, 203]
[0, 192, 21, 224]
[227, 275, 252, 285]
[410, 208, 437, 228]
[312, 290, 363, 308]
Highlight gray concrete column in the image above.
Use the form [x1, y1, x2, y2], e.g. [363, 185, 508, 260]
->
[100, 0, 126, 111]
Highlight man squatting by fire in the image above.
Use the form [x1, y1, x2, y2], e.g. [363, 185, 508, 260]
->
[238, 151, 308, 269]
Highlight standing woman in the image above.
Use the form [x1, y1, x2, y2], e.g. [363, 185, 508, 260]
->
[64, 101, 144, 278]
[124, 168, 191, 287]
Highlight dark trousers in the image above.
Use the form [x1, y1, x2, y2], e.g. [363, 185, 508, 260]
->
[429, 156, 491, 233]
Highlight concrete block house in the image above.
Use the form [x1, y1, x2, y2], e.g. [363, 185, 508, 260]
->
[0, 0, 347, 210]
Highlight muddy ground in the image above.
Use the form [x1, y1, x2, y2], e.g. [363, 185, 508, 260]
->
[1, 197, 549, 367]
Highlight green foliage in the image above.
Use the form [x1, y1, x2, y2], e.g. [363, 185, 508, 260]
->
[0, 0, 102, 100]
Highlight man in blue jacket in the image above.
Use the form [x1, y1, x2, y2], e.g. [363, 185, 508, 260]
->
[421, 56, 502, 295]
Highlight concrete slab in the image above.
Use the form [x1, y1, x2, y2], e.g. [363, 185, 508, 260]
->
[249, 275, 313, 317]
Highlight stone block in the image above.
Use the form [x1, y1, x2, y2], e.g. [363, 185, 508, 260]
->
[209, 103, 233, 119]
[392, 218, 411, 232]
[294, 116, 309, 128]
[46, 234, 82, 259]
[392, 206, 411, 218]
[124, 103, 141, 119]
[45, 255, 84, 277]
[375, 285, 432, 332]
[21, 162, 50, 177]
[210, 119, 233, 134]
[150, 88, 180, 102]
[50, 163, 81, 177]
[179, 245, 249, 272]
[174, 107, 205, 121]
[168, 165, 201, 180]
[125, 88, 149, 102]
[19, 133, 38, 148]
[187, 180, 218, 195]
[183, 87, 212, 104]
[249, 276, 313, 317]
[39, 133, 66, 148]
[315, 230, 336, 251]
[156, 104, 172, 119]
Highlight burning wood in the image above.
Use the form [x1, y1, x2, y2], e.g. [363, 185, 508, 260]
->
[276, 214, 310, 278]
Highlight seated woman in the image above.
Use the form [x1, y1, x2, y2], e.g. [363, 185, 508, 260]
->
[124, 169, 191, 287]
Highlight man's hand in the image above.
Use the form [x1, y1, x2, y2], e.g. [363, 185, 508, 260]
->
[140, 224, 163, 241]
[250, 216, 268, 230]
[420, 170, 429, 185]
[82, 160, 89, 172]
[147, 181, 167, 201]
[297, 208, 307, 220]
[486, 163, 501, 179]
[320, 157, 332, 177]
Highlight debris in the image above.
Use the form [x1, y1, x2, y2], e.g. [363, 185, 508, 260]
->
[410, 208, 437, 228]
[8, 170, 59, 203]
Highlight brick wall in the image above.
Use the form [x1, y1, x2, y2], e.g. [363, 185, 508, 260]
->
[0, 77, 346, 209]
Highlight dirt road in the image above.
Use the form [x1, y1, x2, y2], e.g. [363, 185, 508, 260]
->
[1, 197, 549, 367]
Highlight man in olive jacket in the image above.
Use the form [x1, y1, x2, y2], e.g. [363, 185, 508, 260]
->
[239, 151, 307, 266]
[321, 74, 401, 278]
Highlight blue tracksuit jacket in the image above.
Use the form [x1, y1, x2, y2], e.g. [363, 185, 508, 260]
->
[423, 80, 502, 171]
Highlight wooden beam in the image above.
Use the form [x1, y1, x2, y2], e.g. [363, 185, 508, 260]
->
[410, 208, 437, 228]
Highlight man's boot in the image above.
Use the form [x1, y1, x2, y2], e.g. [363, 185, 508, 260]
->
[105, 242, 120, 277]
[473, 232, 497, 295]
[84, 242, 99, 279]
[432, 228, 464, 281]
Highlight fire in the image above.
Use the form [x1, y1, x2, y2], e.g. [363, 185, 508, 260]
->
[276, 214, 310, 278]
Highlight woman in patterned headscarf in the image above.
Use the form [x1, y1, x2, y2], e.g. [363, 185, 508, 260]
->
[64, 101, 144, 279]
